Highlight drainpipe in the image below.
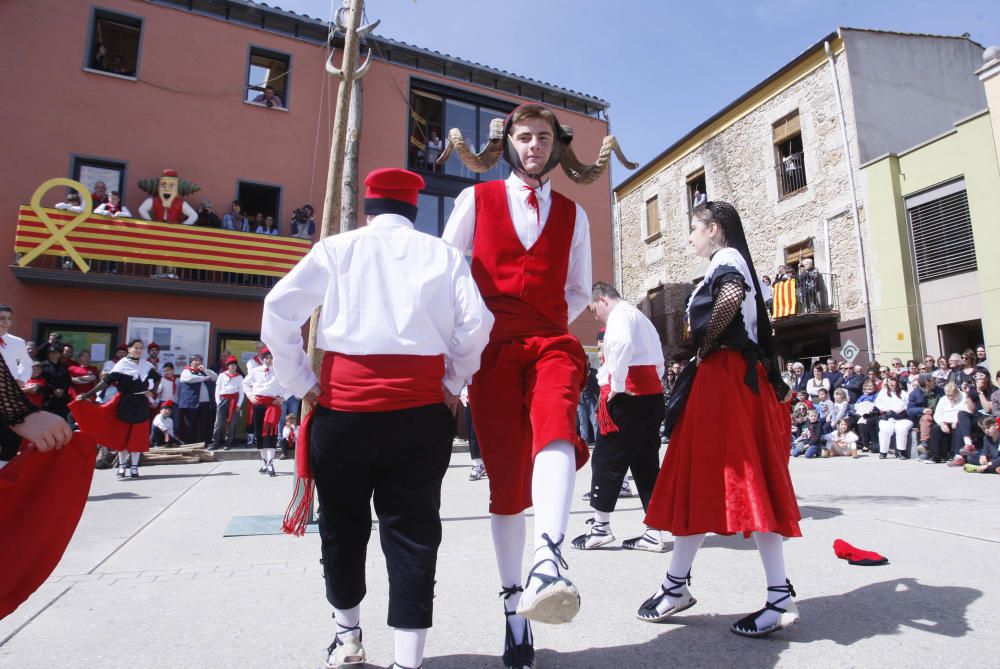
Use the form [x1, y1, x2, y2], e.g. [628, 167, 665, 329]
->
[825, 40, 876, 359]
[823, 216, 832, 275]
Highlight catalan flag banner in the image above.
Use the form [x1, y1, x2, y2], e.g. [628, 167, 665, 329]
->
[771, 278, 797, 319]
[14, 206, 311, 276]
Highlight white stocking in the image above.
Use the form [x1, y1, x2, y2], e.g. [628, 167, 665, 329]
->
[118, 451, 129, 466]
[530, 439, 575, 577]
[260, 449, 268, 465]
[263, 447, 276, 464]
[667, 533, 705, 580]
[491, 512, 527, 643]
[130, 451, 141, 466]
[752, 531, 791, 629]
[393, 627, 427, 669]
[333, 604, 361, 641]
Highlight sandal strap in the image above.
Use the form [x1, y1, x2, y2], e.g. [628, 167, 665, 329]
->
[763, 579, 796, 613]
[536, 532, 568, 569]
[499, 585, 524, 600]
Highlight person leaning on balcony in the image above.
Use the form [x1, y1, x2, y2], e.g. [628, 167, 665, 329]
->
[760, 275, 773, 313]
[252, 85, 284, 109]
[94, 191, 131, 218]
[54, 191, 84, 214]
[222, 201, 250, 232]
[255, 214, 280, 236]
[796, 258, 825, 313]
[195, 200, 222, 228]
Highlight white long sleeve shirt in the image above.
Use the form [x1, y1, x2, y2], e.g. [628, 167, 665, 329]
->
[933, 391, 966, 425]
[874, 390, 907, 416]
[242, 364, 287, 401]
[156, 375, 178, 405]
[215, 371, 245, 405]
[180, 367, 218, 403]
[262, 213, 493, 398]
[442, 173, 592, 324]
[603, 301, 664, 394]
[0, 332, 31, 384]
[152, 413, 176, 439]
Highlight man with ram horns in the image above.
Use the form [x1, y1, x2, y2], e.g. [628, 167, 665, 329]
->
[440, 103, 636, 669]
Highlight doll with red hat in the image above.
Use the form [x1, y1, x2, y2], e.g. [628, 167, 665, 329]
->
[261, 167, 492, 669]
[208, 355, 244, 451]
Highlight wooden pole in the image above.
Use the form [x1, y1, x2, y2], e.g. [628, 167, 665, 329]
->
[341, 76, 363, 232]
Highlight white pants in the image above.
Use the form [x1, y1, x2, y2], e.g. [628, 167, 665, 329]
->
[878, 418, 913, 454]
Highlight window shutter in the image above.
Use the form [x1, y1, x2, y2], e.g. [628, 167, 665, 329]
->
[645, 196, 660, 238]
[773, 114, 801, 145]
[907, 188, 976, 282]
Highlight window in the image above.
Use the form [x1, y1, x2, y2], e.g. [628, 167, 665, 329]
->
[686, 170, 707, 217]
[408, 84, 512, 181]
[35, 323, 120, 366]
[86, 8, 142, 77]
[72, 156, 127, 204]
[783, 239, 814, 274]
[237, 181, 282, 232]
[246, 47, 290, 109]
[906, 180, 976, 282]
[414, 192, 457, 237]
[773, 112, 807, 198]
[644, 196, 660, 239]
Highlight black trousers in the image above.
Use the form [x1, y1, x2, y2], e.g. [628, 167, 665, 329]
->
[178, 403, 212, 444]
[251, 403, 278, 450]
[310, 402, 454, 629]
[589, 393, 665, 514]
[928, 414, 973, 461]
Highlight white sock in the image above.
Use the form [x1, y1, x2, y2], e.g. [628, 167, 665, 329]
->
[593, 510, 611, 525]
[491, 513, 526, 643]
[667, 533, 705, 579]
[260, 450, 268, 465]
[333, 604, 361, 641]
[643, 527, 662, 543]
[472, 457, 483, 467]
[118, 452, 129, 466]
[531, 440, 575, 577]
[393, 628, 427, 669]
[130, 452, 141, 467]
[752, 531, 791, 629]
[263, 447, 276, 464]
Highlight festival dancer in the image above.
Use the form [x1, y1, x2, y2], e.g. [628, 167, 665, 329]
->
[74, 339, 157, 479]
[208, 355, 244, 451]
[262, 168, 491, 669]
[571, 282, 665, 552]
[439, 103, 636, 667]
[241, 349, 286, 477]
[637, 201, 800, 637]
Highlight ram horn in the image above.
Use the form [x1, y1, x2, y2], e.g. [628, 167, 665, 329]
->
[325, 46, 373, 80]
[558, 126, 639, 185]
[436, 117, 505, 171]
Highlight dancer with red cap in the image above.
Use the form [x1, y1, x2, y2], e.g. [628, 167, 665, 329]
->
[74, 339, 157, 479]
[208, 355, 244, 451]
[439, 102, 636, 669]
[242, 349, 286, 477]
[262, 167, 492, 669]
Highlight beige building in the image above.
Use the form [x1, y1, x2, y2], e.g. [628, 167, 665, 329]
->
[613, 28, 985, 366]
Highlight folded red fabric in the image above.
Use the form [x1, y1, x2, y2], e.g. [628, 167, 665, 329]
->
[833, 538, 889, 566]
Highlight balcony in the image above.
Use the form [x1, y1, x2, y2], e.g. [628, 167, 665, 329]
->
[769, 272, 840, 328]
[776, 151, 807, 199]
[10, 205, 311, 300]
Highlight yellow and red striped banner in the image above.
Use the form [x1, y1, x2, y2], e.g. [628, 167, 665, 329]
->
[771, 278, 797, 318]
[15, 206, 311, 276]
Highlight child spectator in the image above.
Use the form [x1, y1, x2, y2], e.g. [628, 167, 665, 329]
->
[792, 409, 826, 458]
[964, 417, 1000, 474]
[94, 191, 131, 218]
[814, 387, 834, 424]
[793, 390, 813, 410]
[156, 362, 178, 406]
[827, 387, 851, 428]
[824, 418, 859, 458]
[151, 401, 181, 447]
[54, 191, 84, 214]
[279, 413, 298, 461]
[22, 361, 46, 408]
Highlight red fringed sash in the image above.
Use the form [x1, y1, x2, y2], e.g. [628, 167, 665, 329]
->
[598, 366, 665, 436]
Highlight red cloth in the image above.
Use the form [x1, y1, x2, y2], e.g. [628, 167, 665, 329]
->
[151, 196, 186, 223]
[320, 352, 445, 412]
[220, 392, 239, 423]
[521, 186, 540, 225]
[469, 334, 589, 515]
[69, 396, 151, 453]
[23, 377, 46, 408]
[597, 384, 617, 435]
[365, 167, 424, 206]
[251, 396, 281, 437]
[624, 365, 664, 396]
[67, 363, 99, 399]
[0, 432, 97, 620]
[645, 349, 801, 538]
[833, 539, 889, 566]
[472, 180, 576, 341]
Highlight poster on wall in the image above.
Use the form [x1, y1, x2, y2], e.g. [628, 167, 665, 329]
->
[126, 317, 210, 370]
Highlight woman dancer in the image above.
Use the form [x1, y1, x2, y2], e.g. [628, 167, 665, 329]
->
[638, 201, 801, 637]
[74, 339, 157, 479]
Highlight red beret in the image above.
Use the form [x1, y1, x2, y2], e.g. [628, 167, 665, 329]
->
[364, 168, 424, 221]
[260, 347, 271, 357]
[161, 400, 174, 408]
[116, 344, 128, 352]
[225, 355, 238, 365]
[162, 169, 179, 178]
[147, 342, 160, 350]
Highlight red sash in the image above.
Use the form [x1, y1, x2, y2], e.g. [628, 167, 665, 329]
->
[624, 365, 664, 396]
[220, 393, 239, 423]
[283, 352, 445, 536]
[252, 396, 281, 436]
[597, 384, 617, 435]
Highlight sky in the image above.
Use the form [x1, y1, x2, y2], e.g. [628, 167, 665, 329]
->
[272, 0, 1000, 185]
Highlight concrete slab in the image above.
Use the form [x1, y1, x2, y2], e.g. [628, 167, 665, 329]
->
[2, 449, 998, 668]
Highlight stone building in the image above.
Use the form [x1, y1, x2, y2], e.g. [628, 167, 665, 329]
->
[613, 28, 985, 367]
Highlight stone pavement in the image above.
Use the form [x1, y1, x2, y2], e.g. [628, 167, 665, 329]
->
[2, 447, 999, 668]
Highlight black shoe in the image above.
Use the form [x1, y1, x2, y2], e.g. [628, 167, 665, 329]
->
[116, 466, 127, 479]
[879, 453, 887, 460]
[515, 533, 580, 624]
[500, 586, 534, 669]
[570, 519, 615, 550]
[636, 571, 696, 622]
[130, 466, 139, 479]
[267, 463, 276, 477]
[731, 580, 799, 637]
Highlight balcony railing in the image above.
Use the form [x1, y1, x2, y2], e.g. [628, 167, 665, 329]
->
[11, 205, 311, 299]
[776, 151, 807, 198]
[769, 272, 840, 323]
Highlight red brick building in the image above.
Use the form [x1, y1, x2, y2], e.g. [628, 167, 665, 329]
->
[1, 0, 614, 366]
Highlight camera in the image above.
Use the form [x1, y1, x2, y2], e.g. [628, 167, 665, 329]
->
[291, 207, 307, 224]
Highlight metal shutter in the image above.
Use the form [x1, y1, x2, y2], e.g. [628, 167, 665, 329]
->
[906, 186, 976, 282]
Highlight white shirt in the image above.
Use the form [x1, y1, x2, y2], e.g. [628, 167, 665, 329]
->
[152, 413, 175, 438]
[180, 367, 218, 403]
[261, 213, 493, 398]
[216, 371, 245, 406]
[156, 375, 179, 405]
[442, 173, 593, 324]
[933, 391, 967, 425]
[242, 364, 288, 401]
[94, 202, 132, 218]
[603, 301, 665, 393]
[0, 332, 31, 384]
[874, 389, 907, 416]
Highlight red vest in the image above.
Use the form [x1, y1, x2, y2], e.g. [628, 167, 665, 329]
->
[472, 180, 576, 340]
[151, 197, 186, 223]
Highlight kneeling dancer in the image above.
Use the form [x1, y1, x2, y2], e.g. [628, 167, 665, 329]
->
[639, 201, 801, 637]
[440, 102, 636, 667]
[262, 168, 492, 669]
[572, 282, 665, 552]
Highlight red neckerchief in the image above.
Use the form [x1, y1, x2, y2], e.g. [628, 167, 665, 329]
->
[520, 185, 540, 226]
[163, 376, 176, 396]
[0, 335, 5, 346]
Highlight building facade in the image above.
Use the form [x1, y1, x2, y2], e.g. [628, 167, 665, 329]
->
[613, 28, 985, 367]
[1, 0, 614, 366]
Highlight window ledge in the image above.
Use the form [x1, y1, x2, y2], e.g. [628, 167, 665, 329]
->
[644, 231, 662, 244]
[83, 67, 138, 82]
[244, 100, 289, 112]
[778, 186, 808, 201]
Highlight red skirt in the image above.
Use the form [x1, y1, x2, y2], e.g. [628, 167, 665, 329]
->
[644, 349, 801, 538]
[70, 396, 151, 453]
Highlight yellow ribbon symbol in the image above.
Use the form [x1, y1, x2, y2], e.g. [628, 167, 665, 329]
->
[19, 178, 93, 273]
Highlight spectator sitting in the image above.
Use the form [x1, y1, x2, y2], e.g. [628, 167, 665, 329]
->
[963, 416, 999, 474]
[874, 375, 912, 460]
[255, 214, 279, 236]
[793, 390, 813, 410]
[827, 388, 852, 428]
[151, 401, 181, 447]
[94, 191, 131, 218]
[252, 85, 284, 109]
[992, 370, 1000, 417]
[823, 418, 860, 458]
[908, 373, 942, 460]
[901, 359, 920, 392]
[814, 387, 834, 424]
[929, 382, 969, 464]
[792, 409, 826, 458]
[805, 364, 830, 402]
[841, 364, 864, 403]
[222, 200, 250, 232]
[291, 204, 316, 239]
[195, 200, 222, 228]
[933, 356, 950, 387]
[54, 191, 84, 214]
[824, 358, 844, 391]
[23, 361, 46, 408]
[790, 401, 810, 443]
[790, 361, 807, 393]
[946, 352, 973, 394]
